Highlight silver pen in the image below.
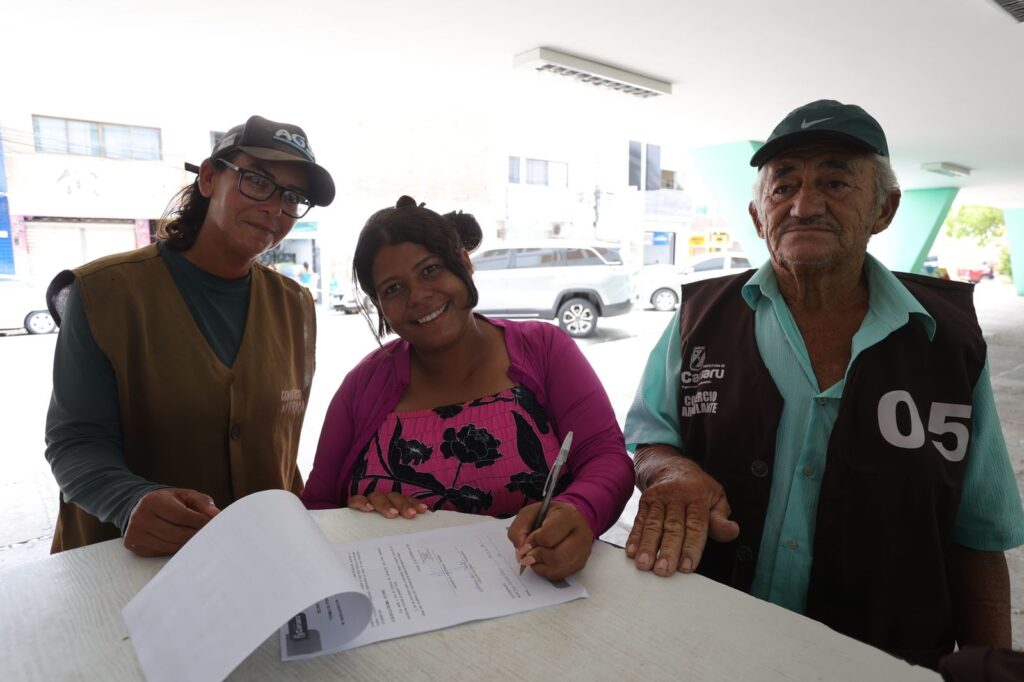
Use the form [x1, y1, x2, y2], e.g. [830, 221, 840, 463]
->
[520, 431, 573, 575]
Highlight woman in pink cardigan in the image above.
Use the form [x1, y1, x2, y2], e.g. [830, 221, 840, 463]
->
[302, 196, 633, 580]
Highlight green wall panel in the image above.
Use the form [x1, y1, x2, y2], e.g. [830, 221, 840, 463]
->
[867, 187, 958, 273]
[1005, 208, 1024, 296]
[689, 141, 767, 264]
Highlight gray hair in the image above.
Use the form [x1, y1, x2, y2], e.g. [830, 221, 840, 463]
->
[751, 154, 899, 224]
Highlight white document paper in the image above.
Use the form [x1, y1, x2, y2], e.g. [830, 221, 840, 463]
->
[279, 519, 588, 660]
[122, 490, 587, 680]
[122, 490, 371, 682]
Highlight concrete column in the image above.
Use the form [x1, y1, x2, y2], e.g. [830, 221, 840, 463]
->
[689, 142, 767, 263]
[1005, 208, 1024, 296]
[867, 187, 958, 273]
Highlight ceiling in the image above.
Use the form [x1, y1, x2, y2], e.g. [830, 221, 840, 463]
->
[5, 0, 1023, 206]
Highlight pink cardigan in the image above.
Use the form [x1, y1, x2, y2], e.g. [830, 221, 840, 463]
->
[301, 317, 634, 538]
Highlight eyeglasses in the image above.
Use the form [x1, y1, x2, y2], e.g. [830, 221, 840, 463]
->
[216, 158, 313, 219]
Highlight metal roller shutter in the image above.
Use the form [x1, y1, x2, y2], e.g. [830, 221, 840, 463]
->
[25, 220, 136, 279]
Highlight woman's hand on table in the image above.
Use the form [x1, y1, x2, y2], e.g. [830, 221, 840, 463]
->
[508, 501, 593, 581]
[123, 488, 220, 557]
[348, 491, 429, 518]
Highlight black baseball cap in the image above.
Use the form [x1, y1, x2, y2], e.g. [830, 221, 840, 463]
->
[187, 115, 336, 206]
[750, 100, 888, 168]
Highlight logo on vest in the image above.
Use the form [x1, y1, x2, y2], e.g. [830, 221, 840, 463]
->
[680, 345, 725, 417]
[689, 346, 705, 372]
[281, 388, 306, 416]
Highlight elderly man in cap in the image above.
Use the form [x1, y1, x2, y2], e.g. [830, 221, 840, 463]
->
[623, 100, 1024, 667]
[45, 115, 335, 557]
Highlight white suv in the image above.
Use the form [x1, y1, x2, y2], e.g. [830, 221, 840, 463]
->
[470, 241, 635, 338]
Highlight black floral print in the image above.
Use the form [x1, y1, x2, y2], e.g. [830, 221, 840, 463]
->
[505, 470, 549, 500]
[432, 404, 464, 419]
[504, 411, 571, 503]
[512, 385, 550, 434]
[441, 486, 493, 514]
[392, 435, 433, 465]
[441, 424, 502, 468]
[350, 385, 570, 516]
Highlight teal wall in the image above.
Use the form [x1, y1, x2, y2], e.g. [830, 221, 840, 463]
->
[1005, 208, 1024, 296]
[689, 141, 767, 264]
[867, 187, 958, 273]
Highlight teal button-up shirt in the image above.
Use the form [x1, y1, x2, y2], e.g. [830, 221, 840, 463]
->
[624, 255, 1024, 613]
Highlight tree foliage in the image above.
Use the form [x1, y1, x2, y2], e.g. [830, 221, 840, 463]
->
[943, 205, 1005, 246]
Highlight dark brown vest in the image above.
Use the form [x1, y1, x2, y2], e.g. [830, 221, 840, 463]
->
[51, 245, 313, 552]
[677, 270, 985, 668]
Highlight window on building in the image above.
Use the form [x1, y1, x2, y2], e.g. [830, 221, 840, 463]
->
[645, 143, 661, 192]
[628, 140, 642, 189]
[519, 158, 568, 188]
[525, 159, 547, 185]
[33, 116, 162, 160]
[508, 156, 520, 184]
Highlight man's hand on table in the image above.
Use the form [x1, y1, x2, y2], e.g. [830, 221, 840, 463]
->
[508, 501, 592, 581]
[626, 446, 739, 577]
[124, 488, 220, 556]
[348, 491, 429, 518]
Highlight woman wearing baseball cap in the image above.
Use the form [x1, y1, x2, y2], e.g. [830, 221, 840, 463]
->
[44, 115, 335, 556]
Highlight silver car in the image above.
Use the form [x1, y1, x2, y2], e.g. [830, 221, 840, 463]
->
[642, 252, 754, 311]
[0, 275, 57, 334]
[330, 287, 371, 314]
[471, 241, 636, 338]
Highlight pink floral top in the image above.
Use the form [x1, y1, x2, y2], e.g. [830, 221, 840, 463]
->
[350, 385, 568, 516]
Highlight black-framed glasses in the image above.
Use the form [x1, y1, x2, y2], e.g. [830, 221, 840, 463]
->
[216, 158, 313, 219]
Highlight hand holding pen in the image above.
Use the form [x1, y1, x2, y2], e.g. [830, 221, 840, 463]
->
[508, 431, 595, 581]
[519, 431, 572, 575]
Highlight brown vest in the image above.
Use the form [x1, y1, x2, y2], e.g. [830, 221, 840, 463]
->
[677, 271, 985, 669]
[52, 244, 314, 551]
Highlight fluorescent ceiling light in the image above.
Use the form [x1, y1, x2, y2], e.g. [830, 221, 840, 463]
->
[514, 47, 672, 99]
[921, 161, 972, 177]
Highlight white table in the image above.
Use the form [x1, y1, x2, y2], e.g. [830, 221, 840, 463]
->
[0, 509, 938, 681]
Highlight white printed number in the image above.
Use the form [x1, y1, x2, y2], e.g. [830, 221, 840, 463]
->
[877, 390, 972, 462]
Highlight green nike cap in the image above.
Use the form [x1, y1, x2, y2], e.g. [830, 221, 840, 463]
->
[750, 99, 888, 168]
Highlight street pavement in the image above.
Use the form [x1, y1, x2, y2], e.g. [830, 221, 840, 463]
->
[2, 279, 1022, 648]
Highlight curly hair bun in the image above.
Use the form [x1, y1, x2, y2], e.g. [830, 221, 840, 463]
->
[395, 195, 417, 209]
[443, 210, 483, 252]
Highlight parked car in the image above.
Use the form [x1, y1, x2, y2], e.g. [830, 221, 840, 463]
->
[470, 241, 636, 338]
[330, 286, 371, 314]
[0, 275, 57, 334]
[955, 263, 994, 283]
[641, 252, 753, 311]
